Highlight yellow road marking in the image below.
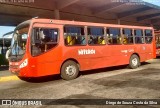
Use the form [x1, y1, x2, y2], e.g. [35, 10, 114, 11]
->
[0, 76, 19, 82]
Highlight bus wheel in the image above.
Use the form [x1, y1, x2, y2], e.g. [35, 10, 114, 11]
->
[61, 60, 79, 80]
[129, 54, 140, 69]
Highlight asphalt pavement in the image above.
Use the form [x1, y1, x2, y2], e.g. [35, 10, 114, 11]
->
[0, 58, 160, 108]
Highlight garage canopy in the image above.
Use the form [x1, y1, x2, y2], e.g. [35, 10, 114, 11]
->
[0, 0, 160, 29]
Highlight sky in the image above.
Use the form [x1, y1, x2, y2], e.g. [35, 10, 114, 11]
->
[0, 26, 15, 38]
[0, 0, 160, 38]
[143, 0, 160, 6]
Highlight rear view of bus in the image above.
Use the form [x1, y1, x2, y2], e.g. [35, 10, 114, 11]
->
[155, 30, 160, 56]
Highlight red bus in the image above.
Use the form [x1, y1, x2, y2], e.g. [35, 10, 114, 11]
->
[155, 30, 160, 56]
[7, 19, 156, 80]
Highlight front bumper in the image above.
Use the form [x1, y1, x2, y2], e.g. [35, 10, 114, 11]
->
[9, 64, 20, 75]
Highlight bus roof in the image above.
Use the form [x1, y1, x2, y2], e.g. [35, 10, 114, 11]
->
[31, 18, 153, 30]
[16, 20, 31, 30]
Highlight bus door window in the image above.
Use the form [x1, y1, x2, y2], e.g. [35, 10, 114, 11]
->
[123, 28, 133, 44]
[134, 29, 144, 44]
[145, 29, 153, 44]
[64, 26, 85, 46]
[31, 28, 58, 56]
[107, 28, 121, 44]
[88, 27, 105, 45]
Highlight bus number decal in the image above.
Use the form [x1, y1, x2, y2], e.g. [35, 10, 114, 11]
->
[78, 49, 96, 55]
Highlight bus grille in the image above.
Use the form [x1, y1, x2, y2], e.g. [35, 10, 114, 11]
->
[10, 65, 19, 69]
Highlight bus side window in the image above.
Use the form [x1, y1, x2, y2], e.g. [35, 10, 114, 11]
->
[123, 28, 133, 44]
[156, 34, 160, 48]
[107, 28, 121, 45]
[88, 27, 105, 45]
[145, 29, 153, 44]
[64, 26, 86, 46]
[134, 29, 144, 44]
[31, 28, 59, 56]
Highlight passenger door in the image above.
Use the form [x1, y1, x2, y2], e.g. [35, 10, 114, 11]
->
[29, 22, 63, 75]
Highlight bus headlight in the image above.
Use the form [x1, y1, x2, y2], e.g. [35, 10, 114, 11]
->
[19, 59, 28, 69]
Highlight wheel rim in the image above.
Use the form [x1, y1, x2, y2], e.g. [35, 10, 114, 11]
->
[65, 65, 77, 76]
[132, 58, 138, 66]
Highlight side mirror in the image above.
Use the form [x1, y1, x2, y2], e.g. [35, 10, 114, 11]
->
[5, 49, 11, 60]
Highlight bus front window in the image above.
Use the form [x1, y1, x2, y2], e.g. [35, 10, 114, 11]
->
[9, 26, 29, 62]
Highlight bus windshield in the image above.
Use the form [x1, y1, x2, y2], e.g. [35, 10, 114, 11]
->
[9, 24, 29, 61]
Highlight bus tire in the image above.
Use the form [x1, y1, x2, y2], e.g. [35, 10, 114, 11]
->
[129, 54, 140, 69]
[61, 60, 79, 80]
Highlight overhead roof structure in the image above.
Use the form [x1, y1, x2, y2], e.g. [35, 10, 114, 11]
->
[0, 0, 160, 29]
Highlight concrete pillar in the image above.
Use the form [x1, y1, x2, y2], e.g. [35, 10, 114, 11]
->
[117, 19, 120, 25]
[149, 20, 153, 27]
[150, 23, 153, 27]
[54, 9, 60, 20]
